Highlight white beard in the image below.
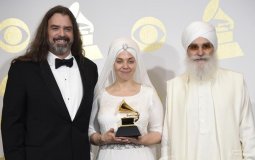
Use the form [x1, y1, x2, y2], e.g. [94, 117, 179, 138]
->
[185, 53, 218, 81]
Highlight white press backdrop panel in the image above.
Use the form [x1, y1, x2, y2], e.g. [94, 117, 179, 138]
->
[0, 0, 255, 159]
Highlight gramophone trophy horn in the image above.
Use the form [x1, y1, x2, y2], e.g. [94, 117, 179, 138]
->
[118, 100, 140, 122]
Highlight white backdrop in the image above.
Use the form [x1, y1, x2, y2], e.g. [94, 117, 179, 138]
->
[0, 0, 255, 159]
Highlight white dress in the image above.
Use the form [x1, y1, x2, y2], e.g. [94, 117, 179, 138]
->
[89, 85, 163, 160]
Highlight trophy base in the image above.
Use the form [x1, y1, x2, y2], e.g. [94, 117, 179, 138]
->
[115, 125, 141, 138]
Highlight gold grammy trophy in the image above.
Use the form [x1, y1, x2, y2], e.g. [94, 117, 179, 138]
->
[115, 100, 141, 138]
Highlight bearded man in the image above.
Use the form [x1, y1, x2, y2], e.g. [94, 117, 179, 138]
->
[160, 21, 255, 160]
[1, 5, 98, 160]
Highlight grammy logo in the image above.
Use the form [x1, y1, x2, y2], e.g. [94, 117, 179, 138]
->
[115, 100, 141, 138]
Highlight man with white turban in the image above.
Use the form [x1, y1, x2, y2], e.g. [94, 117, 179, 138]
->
[160, 21, 255, 160]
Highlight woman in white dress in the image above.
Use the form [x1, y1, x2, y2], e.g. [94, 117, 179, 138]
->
[89, 37, 163, 160]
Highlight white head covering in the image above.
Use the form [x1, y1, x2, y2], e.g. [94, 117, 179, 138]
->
[94, 37, 154, 98]
[181, 21, 218, 51]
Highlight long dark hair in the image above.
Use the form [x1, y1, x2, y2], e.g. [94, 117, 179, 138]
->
[14, 5, 83, 62]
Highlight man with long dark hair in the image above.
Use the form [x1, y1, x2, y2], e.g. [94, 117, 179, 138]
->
[1, 5, 98, 160]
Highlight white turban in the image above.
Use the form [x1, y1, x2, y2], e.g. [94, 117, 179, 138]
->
[94, 37, 154, 98]
[181, 21, 218, 51]
[108, 37, 140, 59]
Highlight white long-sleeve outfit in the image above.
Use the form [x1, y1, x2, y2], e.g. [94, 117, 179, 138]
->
[160, 68, 255, 160]
[89, 85, 163, 160]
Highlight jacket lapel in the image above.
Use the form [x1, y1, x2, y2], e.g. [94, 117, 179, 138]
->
[40, 60, 71, 121]
[73, 56, 89, 121]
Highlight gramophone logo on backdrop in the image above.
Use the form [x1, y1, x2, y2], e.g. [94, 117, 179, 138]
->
[69, 2, 102, 60]
[0, 18, 30, 53]
[203, 0, 243, 59]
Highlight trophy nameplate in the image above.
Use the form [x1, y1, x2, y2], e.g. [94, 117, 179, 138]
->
[115, 100, 141, 138]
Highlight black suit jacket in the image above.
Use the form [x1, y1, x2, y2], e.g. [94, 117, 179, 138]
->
[1, 56, 98, 160]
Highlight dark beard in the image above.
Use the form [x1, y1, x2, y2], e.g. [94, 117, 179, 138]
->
[48, 36, 73, 56]
[185, 53, 218, 81]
